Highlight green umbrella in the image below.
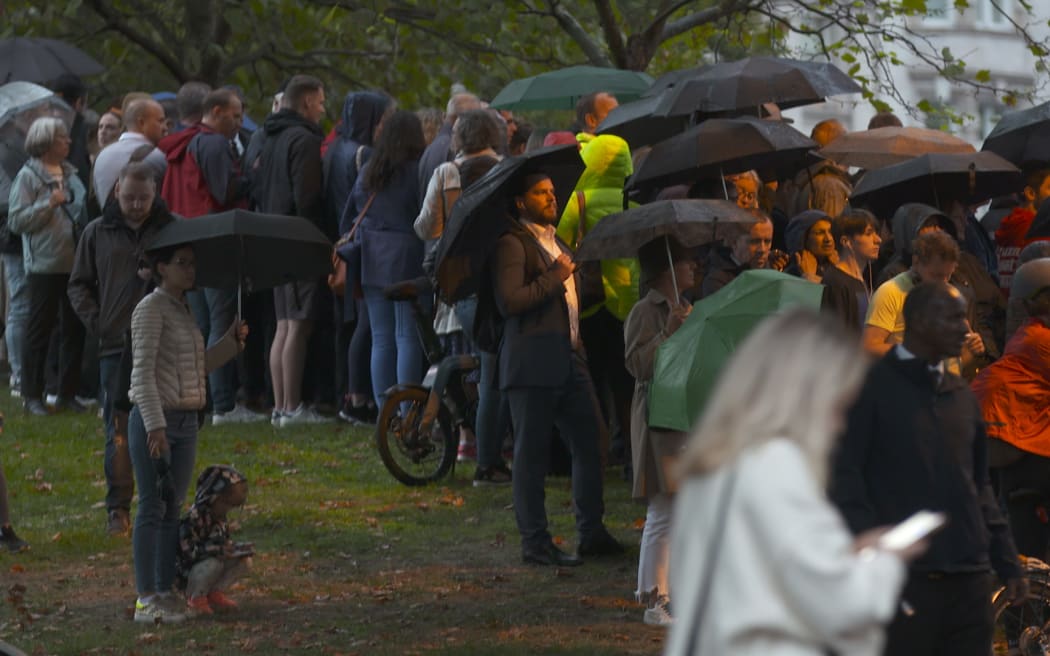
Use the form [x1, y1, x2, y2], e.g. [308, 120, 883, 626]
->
[648, 269, 824, 431]
[488, 65, 654, 111]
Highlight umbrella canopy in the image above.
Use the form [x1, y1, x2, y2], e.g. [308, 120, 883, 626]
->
[434, 144, 584, 303]
[628, 116, 818, 190]
[850, 151, 1021, 216]
[820, 126, 976, 170]
[647, 269, 824, 431]
[651, 56, 862, 117]
[146, 209, 332, 293]
[594, 91, 690, 149]
[0, 37, 105, 84]
[641, 65, 712, 98]
[488, 65, 654, 111]
[575, 199, 759, 261]
[981, 100, 1050, 167]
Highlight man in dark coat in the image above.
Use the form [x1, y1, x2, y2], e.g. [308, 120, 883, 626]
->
[68, 162, 174, 535]
[254, 75, 330, 426]
[492, 172, 622, 567]
[830, 281, 1027, 656]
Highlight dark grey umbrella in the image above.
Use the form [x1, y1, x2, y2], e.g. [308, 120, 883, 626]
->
[433, 144, 584, 303]
[652, 56, 861, 117]
[0, 37, 104, 84]
[627, 116, 818, 190]
[575, 199, 759, 261]
[147, 209, 332, 313]
[981, 100, 1050, 167]
[595, 91, 690, 148]
[850, 152, 1021, 216]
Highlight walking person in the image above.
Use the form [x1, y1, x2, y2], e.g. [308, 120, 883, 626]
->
[666, 310, 922, 656]
[624, 237, 693, 625]
[128, 242, 246, 623]
[7, 117, 89, 416]
[831, 282, 1027, 655]
[342, 110, 428, 409]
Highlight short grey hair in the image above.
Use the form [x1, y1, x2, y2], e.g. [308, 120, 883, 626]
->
[24, 116, 68, 158]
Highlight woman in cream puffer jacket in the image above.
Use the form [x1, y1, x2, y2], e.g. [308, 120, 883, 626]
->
[127, 242, 246, 624]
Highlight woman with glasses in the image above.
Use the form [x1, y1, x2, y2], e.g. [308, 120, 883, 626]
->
[126, 243, 246, 623]
[7, 116, 88, 415]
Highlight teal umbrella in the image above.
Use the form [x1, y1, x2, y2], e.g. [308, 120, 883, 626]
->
[648, 269, 824, 431]
[489, 65, 654, 111]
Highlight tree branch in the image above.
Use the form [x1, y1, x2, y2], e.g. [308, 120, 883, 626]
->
[83, 0, 190, 82]
[592, 0, 628, 68]
[661, 0, 759, 42]
[546, 0, 614, 66]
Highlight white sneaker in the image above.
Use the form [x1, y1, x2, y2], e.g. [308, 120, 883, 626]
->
[212, 403, 267, 426]
[74, 395, 99, 407]
[45, 393, 58, 406]
[278, 403, 333, 427]
[9, 376, 20, 398]
[134, 596, 187, 624]
[643, 596, 674, 627]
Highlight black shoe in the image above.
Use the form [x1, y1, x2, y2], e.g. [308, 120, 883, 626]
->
[0, 525, 28, 553]
[473, 463, 512, 487]
[55, 397, 88, 414]
[577, 527, 625, 557]
[24, 398, 49, 416]
[107, 509, 130, 536]
[522, 541, 583, 567]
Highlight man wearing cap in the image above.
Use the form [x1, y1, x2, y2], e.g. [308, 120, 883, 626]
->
[491, 172, 623, 567]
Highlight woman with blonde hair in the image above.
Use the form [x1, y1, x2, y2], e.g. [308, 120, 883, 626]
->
[664, 309, 923, 656]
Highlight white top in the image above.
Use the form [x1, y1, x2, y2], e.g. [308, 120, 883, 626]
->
[521, 220, 579, 348]
[665, 438, 906, 656]
[92, 132, 166, 203]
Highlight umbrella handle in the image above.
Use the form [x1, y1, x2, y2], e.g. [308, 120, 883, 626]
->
[665, 236, 679, 307]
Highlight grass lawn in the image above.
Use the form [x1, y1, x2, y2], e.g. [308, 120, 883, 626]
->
[0, 394, 665, 655]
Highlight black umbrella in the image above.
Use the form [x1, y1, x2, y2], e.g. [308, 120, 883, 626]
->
[652, 56, 862, 117]
[146, 209, 332, 314]
[0, 37, 105, 84]
[595, 91, 690, 149]
[981, 100, 1050, 167]
[433, 144, 584, 303]
[641, 65, 712, 98]
[627, 116, 818, 191]
[850, 152, 1022, 216]
[575, 199, 759, 261]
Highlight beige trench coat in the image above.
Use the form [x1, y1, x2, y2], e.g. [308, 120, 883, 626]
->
[624, 288, 689, 501]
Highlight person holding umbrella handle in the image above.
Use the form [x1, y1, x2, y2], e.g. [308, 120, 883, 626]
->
[127, 242, 247, 624]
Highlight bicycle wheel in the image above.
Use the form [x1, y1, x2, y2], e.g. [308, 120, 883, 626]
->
[374, 387, 456, 486]
[992, 558, 1050, 655]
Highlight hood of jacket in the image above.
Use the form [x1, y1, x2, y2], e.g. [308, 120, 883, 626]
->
[191, 464, 246, 510]
[891, 202, 955, 260]
[996, 206, 1036, 248]
[158, 123, 205, 163]
[785, 209, 830, 255]
[574, 133, 633, 190]
[263, 108, 323, 139]
[336, 92, 390, 147]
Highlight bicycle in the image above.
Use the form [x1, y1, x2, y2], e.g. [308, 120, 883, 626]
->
[373, 277, 479, 486]
[993, 556, 1050, 655]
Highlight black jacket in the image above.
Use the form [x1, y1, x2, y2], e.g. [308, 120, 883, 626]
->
[699, 246, 745, 299]
[67, 199, 174, 356]
[829, 348, 1022, 581]
[254, 109, 326, 233]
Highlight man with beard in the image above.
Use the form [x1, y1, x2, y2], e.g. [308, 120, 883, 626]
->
[492, 172, 623, 567]
[68, 162, 174, 535]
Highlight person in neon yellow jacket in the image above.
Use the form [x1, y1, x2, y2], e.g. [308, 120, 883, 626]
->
[557, 132, 640, 470]
[556, 132, 641, 321]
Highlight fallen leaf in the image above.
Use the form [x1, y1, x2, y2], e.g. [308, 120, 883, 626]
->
[9, 564, 25, 574]
[632, 517, 646, 531]
[50, 532, 62, 542]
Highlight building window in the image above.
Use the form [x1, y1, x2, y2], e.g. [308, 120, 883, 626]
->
[923, 0, 954, 26]
[977, 0, 1013, 30]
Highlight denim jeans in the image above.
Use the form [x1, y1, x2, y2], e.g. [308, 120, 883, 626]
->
[362, 285, 427, 407]
[453, 297, 510, 468]
[2, 253, 28, 385]
[204, 287, 237, 412]
[99, 354, 133, 511]
[129, 406, 198, 597]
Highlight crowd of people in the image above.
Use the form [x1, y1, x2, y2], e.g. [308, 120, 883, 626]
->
[0, 68, 1047, 653]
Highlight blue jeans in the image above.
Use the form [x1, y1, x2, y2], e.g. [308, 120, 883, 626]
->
[2, 252, 28, 385]
[363, 285, 427, 407]
[454, 297, 510, 468]
[100, 354, 133, 511]
[129, 407, 198, 597]
[204, 287, 237, 412]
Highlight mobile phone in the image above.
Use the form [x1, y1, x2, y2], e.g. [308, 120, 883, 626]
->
[879, 510, 947, 551]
